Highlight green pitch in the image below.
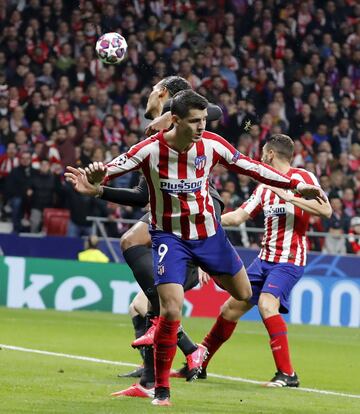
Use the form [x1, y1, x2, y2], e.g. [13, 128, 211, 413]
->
[0, 308, 359, 414]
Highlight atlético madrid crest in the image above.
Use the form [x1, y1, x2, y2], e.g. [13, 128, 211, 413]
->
[194, 155, 206, 170]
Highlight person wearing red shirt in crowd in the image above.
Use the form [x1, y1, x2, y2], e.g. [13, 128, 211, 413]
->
[349, 216, 360, 255]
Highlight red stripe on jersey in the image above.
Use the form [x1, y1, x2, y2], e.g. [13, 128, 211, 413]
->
[158, 142, 172, 233]
[177, 151, 190, 240]
[141, 155, 157, 227]
[273, 199, 287, 263]
[194, 140, 208, 239]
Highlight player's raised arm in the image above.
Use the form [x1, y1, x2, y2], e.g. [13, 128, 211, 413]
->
[208, 132, 325, 201]
[264, 185, 332, 218]
[103, 136, 155, 184]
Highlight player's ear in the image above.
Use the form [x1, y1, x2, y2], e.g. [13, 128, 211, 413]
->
[158, 87, 168, 99]
[171, 114, 179, 125]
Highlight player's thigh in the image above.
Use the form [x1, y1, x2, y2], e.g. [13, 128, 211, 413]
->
[220, 295, 253, 321]
[120, 216, 151, 250]
[213, 266, 252, 302]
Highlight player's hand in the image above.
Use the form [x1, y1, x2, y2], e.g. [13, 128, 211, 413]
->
[263, 186, 294, 202]
[65, 166, 100, 196]
[84, 162, 107, 184]
[145, 112, 172, 136]
[198, 269, 211, 287]
[295, 182, 327, 203]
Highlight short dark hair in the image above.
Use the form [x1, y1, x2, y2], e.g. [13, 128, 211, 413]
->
[159, 76, 191, 97]
[265, 134, 294, 161]
[171, 90, 208, 118]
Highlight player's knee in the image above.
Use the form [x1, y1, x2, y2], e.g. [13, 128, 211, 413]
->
[160, 301, 182, 320]
[236, 286, 252, 302]
[220, 298, 244, 321]
[258, 297, 278, 318]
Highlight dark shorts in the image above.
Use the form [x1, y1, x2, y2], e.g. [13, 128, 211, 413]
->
[247, 257, 304, 313]
[151, 224, 243, 286]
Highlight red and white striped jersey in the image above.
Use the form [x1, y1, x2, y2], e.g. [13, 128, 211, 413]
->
[241, 168, 320, 266]
[105, 131, 301, 240]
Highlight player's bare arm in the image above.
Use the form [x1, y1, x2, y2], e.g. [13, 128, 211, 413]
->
[293, 182, 328, 202]
[221, 208, 251, 227]
[264, 185, 332, 218]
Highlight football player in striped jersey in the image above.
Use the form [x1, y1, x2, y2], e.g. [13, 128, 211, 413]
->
[188, 134, 332, 388]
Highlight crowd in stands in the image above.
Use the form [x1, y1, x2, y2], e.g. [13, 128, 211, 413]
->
[0, 0, 359, 254]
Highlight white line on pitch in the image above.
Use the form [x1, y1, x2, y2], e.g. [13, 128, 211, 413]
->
[1, 344, 360, 400]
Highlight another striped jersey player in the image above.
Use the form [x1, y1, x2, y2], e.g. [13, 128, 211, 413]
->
[104, 130, 306, 240]
[241, 168, 320, 266]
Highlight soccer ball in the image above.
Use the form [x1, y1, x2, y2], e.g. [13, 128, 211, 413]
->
[96, 32, 128, 64]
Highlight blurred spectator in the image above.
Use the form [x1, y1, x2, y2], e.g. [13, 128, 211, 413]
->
[78, 235, 110, 263]
[322, 217, 347, 255]
[28, 159, 62, 232]
[5, 151, 36, 233]
[348, 216, 360, 255]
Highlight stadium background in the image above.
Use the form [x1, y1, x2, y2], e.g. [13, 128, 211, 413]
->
[1, 1, 360, 413]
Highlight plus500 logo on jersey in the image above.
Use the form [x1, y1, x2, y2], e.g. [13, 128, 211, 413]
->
[264, 205, 286, 217]
[160, 178, 203, 193]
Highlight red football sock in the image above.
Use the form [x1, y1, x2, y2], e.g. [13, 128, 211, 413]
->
[263, 314, 293, 376]
[154, 316, 180, 389]
[201, 315, 237, 369]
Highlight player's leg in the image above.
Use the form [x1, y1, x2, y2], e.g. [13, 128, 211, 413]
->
[195, 224, 252, 302]
[212, 266, 252, 302]
[120, 216, 160, 314]
[258, 262, 304, 387]
[151, 231, 190, 406]
[201, 296, 253, 374]
[118, 291, 147, 378]
[173, 265, 209, 381]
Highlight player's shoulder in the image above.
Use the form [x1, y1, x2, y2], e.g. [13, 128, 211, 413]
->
[202, 130, 223, 141]
[289, 167, 318, 184]
[202, 131, 232, 148]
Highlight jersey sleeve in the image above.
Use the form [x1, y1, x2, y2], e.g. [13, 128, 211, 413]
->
[209, 133, 300, 189]
[241, 185, 263, 218]
[104, 138, 154, 184]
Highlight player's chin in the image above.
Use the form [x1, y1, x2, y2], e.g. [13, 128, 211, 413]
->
[192, 134, 203, 142]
